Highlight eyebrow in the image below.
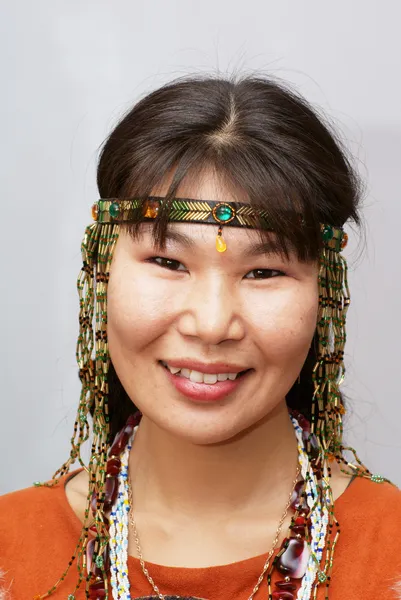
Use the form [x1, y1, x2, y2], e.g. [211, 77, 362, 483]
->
[157, 229, 290, 259]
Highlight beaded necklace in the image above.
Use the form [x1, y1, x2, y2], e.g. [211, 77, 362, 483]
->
[88, 411, 327, 600]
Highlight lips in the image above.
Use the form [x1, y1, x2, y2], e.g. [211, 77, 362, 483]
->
[160, 361, 252, 403]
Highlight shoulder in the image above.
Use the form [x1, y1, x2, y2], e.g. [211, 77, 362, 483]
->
[337, 475, 401, 517]
[333, 476, 401, 595]
[0, 469, 84, 600]
[0, 468, 84, 549]
[334, 478, 401, 568]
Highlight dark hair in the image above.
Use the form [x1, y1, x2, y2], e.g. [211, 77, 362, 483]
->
[94, 73, 363, 439]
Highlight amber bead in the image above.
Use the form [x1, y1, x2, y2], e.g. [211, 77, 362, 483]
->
[106, 457, 121, 476]
[276, 580, 297, 591]
[128, 411, 142, 427]
[290, 481, 305, 511]
[109, 430, 130, 457]
[86, 538, 95, 572]
[88, 578, 107, 599]
[291, 525, 305, 535]
[216, 232, 227, 252]
[91, 203, 99, 221]
[340, 232, 348, 249]
[103, 475, 118, 510]
[90, 491, 98, 515]
[276, 538, 310, 578]
[142, 199, 160, 218]
[89, 524, 97, 537]
[272, 592, 295, 600]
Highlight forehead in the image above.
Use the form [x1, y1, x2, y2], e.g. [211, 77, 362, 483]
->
[126, 222, 304, 263]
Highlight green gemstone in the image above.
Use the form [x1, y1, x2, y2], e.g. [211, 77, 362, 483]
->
[33, 481, 41, 487]
[95, 555, 104, 568]
[215, 204, 233, 222]
[109, 202, 120, 219]
[322, 225, 334, 241]
[318, 571, 327, 582]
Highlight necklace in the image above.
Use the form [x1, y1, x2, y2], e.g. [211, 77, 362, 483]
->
[103, 412, 326, 600]
[127, 467, 301, 600]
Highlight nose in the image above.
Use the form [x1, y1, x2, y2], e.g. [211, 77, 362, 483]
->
[176, 274, 245, 345]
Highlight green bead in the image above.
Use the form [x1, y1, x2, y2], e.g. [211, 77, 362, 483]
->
[95, 555, 104, 568]
[109, 202, 120, 218]
[371, 473, 384, 483]
[318, 570, 327, 582]
[322, 225, 334, 241]
[33, 481, 41, 487]
[215, 204, 233, 222]
[79, 410, 86, 424]
[68, 595, 76, 600]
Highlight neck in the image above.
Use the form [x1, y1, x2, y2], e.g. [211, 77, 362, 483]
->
[128, 401, 299, 519]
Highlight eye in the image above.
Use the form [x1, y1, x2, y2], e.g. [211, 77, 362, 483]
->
[245, 268, 285, 280]
[147, 256, 187, 271]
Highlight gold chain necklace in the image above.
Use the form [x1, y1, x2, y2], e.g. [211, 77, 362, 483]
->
[127, 467, 300, 600]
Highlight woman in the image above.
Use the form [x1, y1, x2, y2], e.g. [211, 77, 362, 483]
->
[1, 74, 400, 600]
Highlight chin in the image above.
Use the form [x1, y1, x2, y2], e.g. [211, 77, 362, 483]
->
[141, 399, 277, 446]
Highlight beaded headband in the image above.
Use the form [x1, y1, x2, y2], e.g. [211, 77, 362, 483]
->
[91, 196, 348, 253]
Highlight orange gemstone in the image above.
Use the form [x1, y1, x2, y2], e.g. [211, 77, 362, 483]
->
[143, 200, 159, 219]
[216, 234, 227, 252]
[91, 203, 99, 221]
[340, 232, 348, 249]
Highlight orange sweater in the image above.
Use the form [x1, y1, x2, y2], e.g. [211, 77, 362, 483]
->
[0, 468, 400, 600]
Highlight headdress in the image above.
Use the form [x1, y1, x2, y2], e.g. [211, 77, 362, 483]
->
[33, 196, 388, 600]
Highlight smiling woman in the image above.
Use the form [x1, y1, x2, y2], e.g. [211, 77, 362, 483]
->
[1, 74, 400, 600]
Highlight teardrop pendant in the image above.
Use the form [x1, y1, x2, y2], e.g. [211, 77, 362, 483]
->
[216, 226, 227, 252]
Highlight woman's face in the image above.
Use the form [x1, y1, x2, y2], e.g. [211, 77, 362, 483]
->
[107, 176, 319, 444]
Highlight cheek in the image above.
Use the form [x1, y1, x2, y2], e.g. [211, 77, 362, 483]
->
[107, 261, 173, 355]
[250, 285, 318, 362]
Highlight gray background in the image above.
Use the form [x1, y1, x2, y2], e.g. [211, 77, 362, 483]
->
[1, 1, 400, 493]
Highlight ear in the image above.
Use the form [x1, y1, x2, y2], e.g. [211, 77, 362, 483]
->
[0, 568, 12, 600]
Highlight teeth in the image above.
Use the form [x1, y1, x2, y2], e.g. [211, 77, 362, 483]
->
[164, 362, 241, 385]
[204, 373, 218, 384]
[189, 370, 204, 383]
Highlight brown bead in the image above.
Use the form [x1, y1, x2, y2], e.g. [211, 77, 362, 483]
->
[276, 580, 297, 591]
[86, 538, 95, 572]
[106, 457, 121, 476]
[90, 491, 98, 515]
[290, 481, 304, 511]
[276, 538, 310, 579]
[291, 525, 306, 535]
[103, 475, 118, 510]
[109, 430, 130, 457]
[272, 591, 295, 599]
[88, 578, 107, 599]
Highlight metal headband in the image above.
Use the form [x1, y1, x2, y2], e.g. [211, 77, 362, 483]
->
[91, 196, 348, 252]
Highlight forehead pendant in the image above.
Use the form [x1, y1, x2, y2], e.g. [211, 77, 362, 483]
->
[212, 202, 235, 252]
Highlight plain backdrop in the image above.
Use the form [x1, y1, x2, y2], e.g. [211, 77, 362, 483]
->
[1, 0, 400, 493]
